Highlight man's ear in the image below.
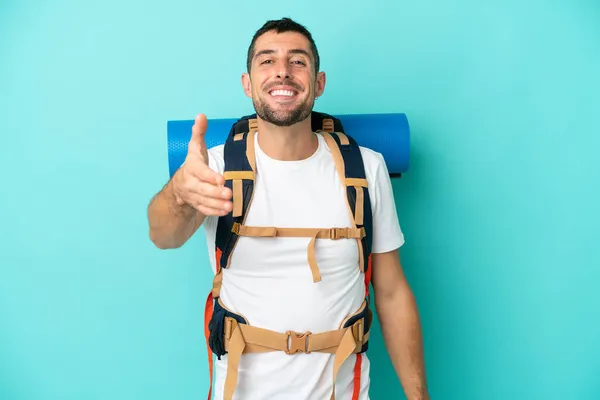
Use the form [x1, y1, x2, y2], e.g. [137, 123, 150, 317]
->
[315, 71, 326, 98]
[241, 73, 252, 98]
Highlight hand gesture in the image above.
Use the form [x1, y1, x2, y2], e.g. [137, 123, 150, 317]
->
[172, 114, 232, 216]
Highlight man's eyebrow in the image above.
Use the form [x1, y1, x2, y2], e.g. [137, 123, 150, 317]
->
[288, 49, 310, 57]
[254, 48, 311, 59]
[254, 49, 275, 59]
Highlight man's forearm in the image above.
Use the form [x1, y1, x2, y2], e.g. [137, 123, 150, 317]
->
[375, 285, 429, 400]
[147, 178, 203, 249]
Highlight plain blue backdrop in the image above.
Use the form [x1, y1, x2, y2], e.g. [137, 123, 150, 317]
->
[1, 1, 599, 399]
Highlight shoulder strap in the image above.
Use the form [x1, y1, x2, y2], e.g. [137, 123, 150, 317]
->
[215, 115, 258, 271]
[319, 120, 373, 279]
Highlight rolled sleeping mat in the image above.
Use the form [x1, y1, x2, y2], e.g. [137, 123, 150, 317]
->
[167, 113, 410, 178]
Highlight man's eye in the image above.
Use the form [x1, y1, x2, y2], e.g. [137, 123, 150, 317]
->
[261, 60, 272, 64]
[292, 60, 306, 65]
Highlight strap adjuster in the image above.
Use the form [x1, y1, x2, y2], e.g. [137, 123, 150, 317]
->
[359, 227, 366, 239]
[329, 228, 348, 240]
[285, 331, 312, 354]
[353, 319, 364, 343]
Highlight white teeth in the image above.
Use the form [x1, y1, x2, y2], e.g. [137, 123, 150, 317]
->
[270, 90, 295, 97]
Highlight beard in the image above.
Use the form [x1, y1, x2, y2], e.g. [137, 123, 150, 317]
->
[253, 92, 314, 127]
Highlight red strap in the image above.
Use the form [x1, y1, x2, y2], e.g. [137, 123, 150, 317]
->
[204, 291, 214, 400]
[352, 353, 363, 399]
[351, 253, 372, 399]
[205, 249, 223, 400]
[365, 254, 373, 295]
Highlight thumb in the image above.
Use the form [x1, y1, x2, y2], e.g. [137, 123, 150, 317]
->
[189, 114, 208, 157]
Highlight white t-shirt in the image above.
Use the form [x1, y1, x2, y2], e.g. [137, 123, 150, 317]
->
[203, 132, 404, 400]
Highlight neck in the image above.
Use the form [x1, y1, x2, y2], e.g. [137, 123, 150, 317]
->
[255, 115, 317, 161]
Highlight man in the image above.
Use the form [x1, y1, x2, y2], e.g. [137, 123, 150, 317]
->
[147, 17, 429, 400]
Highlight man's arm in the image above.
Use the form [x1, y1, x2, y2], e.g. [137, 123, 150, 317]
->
[147, 174, 204, 249]
[371, 249, 430, 400]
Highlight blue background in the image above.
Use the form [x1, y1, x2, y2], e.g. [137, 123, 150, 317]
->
[1, 1, 599, 399]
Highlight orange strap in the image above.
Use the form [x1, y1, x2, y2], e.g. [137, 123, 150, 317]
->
[365, 254, 373, 296]
[232, 223, 365, 283]
[205, 248, 223, 400]
[223, 317, 368, 354]
[221, 316, 368, 400]
[226, 125, 257, 218]
[352, 254, 373, 399]
[232, 223, 365, 240]
[330, 328, 359, 400]
[204, 291, 215, 400]
[320, 132, 368, 273]
[334, 131, 350, 145]
[352, 353, 363, 399]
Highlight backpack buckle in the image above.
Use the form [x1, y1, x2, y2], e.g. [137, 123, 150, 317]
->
[329, 228, 347, 240]
[285, 331, 312, 354]
[359, 227, 367, 239]
[354, 319, 364, 343]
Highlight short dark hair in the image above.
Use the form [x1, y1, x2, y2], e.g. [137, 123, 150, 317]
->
[246, 18, 320, 74]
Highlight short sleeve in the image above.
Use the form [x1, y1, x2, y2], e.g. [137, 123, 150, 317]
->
[207, 144, 225, 174]
[368, 151, 405, 254]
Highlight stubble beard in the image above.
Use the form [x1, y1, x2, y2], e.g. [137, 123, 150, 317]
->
[253, 92, 314, 127]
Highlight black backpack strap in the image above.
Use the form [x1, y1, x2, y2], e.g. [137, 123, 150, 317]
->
[215, 115, 258, 271]
[317, 113, 373, 278]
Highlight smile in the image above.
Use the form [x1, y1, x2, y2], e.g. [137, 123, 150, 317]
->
[269, 89, 298, 97]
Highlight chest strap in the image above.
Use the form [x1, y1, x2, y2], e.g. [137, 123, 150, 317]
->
[231, 222, 366, 283]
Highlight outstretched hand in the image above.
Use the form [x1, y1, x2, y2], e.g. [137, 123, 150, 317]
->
[172, 114, 233, 216]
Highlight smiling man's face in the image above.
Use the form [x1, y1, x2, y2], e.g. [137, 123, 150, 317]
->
[242, 30, 326, 127]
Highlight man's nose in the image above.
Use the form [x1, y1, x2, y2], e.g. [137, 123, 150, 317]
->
[276, 63, 291, 79]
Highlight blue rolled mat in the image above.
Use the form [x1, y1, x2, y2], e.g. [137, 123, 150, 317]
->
[167, 113, 409, 178]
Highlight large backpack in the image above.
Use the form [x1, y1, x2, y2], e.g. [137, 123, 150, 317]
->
[204, 111, 374, 400]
